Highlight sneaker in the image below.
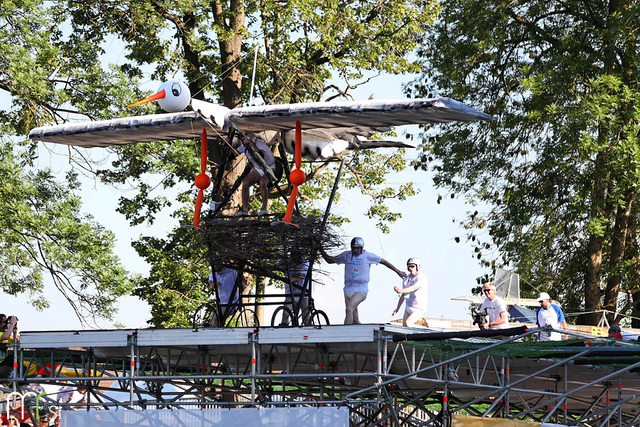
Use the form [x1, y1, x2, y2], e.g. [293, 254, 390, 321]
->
[258, 209, 269, 216]
[234, 210, 248, 217]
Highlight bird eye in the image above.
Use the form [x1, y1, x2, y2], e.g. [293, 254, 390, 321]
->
[171, 83, 182, 97]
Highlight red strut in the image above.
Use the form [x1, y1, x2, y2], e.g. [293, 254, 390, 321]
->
[283, 121, 306, 224]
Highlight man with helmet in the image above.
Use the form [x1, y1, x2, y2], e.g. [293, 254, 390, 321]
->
[321, 237, 406, 324]
[392, 257, 428, 327]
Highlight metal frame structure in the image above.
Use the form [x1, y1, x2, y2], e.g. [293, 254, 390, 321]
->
[3, 324, 640, 426]
[206, 157, 346, 324]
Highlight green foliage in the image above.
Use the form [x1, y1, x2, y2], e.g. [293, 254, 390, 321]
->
[0, 0, 140, 324]
[131, 230, 209, 328]
[0, 140, 133, 323]
[1, 0, 142, 129]
[253, 0, 439, 102]
[411, 0, 640, 324]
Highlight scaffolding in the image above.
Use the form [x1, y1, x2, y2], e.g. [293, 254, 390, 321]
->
[3, 324, 640, 426]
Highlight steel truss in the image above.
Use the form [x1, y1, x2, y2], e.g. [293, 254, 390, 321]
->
[3, 325, 640, 426]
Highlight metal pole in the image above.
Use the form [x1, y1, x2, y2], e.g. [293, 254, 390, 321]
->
[505, 358, 510, 418]
[250, 332, 257, 403]
[383, 334, 388, 376]
[443, 363, 449, 427]
[12, 342, 18, 393]
[376, 331, 382, 403]
[129, 335, 135, 406]
[412, 346, 416, 374]
[618, 374, 622, 427]
[320, 158, 345, 230]
[563, 363, 568, 424]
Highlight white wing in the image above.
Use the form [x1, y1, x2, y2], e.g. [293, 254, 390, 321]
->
[227, 97, 495, 132]
[28, 97, 494, 150]
[28, 112, 207, 147]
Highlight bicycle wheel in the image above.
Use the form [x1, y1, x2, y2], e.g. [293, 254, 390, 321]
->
[240, 307, 259, 327]
[226, 307, 259, 328]
[192, 303, 215, 329]
[309, 309, 330, 326]
[271, 306, 295, 327]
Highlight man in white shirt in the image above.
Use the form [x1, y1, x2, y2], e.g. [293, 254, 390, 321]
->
[480, 283, 509, 330]
[322, 237, 406, 324]
[536, 292, 567, 341]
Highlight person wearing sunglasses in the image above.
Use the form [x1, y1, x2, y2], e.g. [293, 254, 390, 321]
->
[392, 258, 428, 327]
[479, 283, 508, 330]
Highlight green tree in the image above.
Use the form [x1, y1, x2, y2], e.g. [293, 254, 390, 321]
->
[0, 0, 134, 324]
[410, 0, 640, 325]
[17, 0, 437, 326]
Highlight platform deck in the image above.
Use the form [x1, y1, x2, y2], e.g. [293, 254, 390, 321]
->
[9, 324, 640, 425]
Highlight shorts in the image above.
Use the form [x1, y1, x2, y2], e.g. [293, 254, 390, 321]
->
[253, 162, 275, 176]
[344, 290, 368, 299]
[405, 306, 425, 317]
[253, 161, 283, 183]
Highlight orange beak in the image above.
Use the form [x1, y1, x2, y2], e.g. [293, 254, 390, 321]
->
[125, 89, 166, 109]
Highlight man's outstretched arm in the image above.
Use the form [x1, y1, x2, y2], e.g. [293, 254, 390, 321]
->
[380, 259, 407, 278]
[320, 249, 335, 264]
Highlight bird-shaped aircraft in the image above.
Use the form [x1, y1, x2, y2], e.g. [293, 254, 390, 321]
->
[28, 80, 495, 226]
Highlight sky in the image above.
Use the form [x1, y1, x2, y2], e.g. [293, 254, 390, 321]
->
[2, 61, 489, 333]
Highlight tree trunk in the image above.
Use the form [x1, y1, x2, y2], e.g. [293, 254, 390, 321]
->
[255, 276, 265, 325]
[603, 190, 635, 322]
[581, 149, 609, 325]
[212, 0, 245, 109]
[632, 291, 640, 329]
[208, 0, 246, 213]
[583, 235, 604, 325]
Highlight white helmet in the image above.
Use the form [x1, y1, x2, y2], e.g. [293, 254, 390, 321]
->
[407, 257, 421, 271]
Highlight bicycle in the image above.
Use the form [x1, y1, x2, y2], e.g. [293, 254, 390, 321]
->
[192, 301, 259, 329]
[270, 296, 329, 327]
